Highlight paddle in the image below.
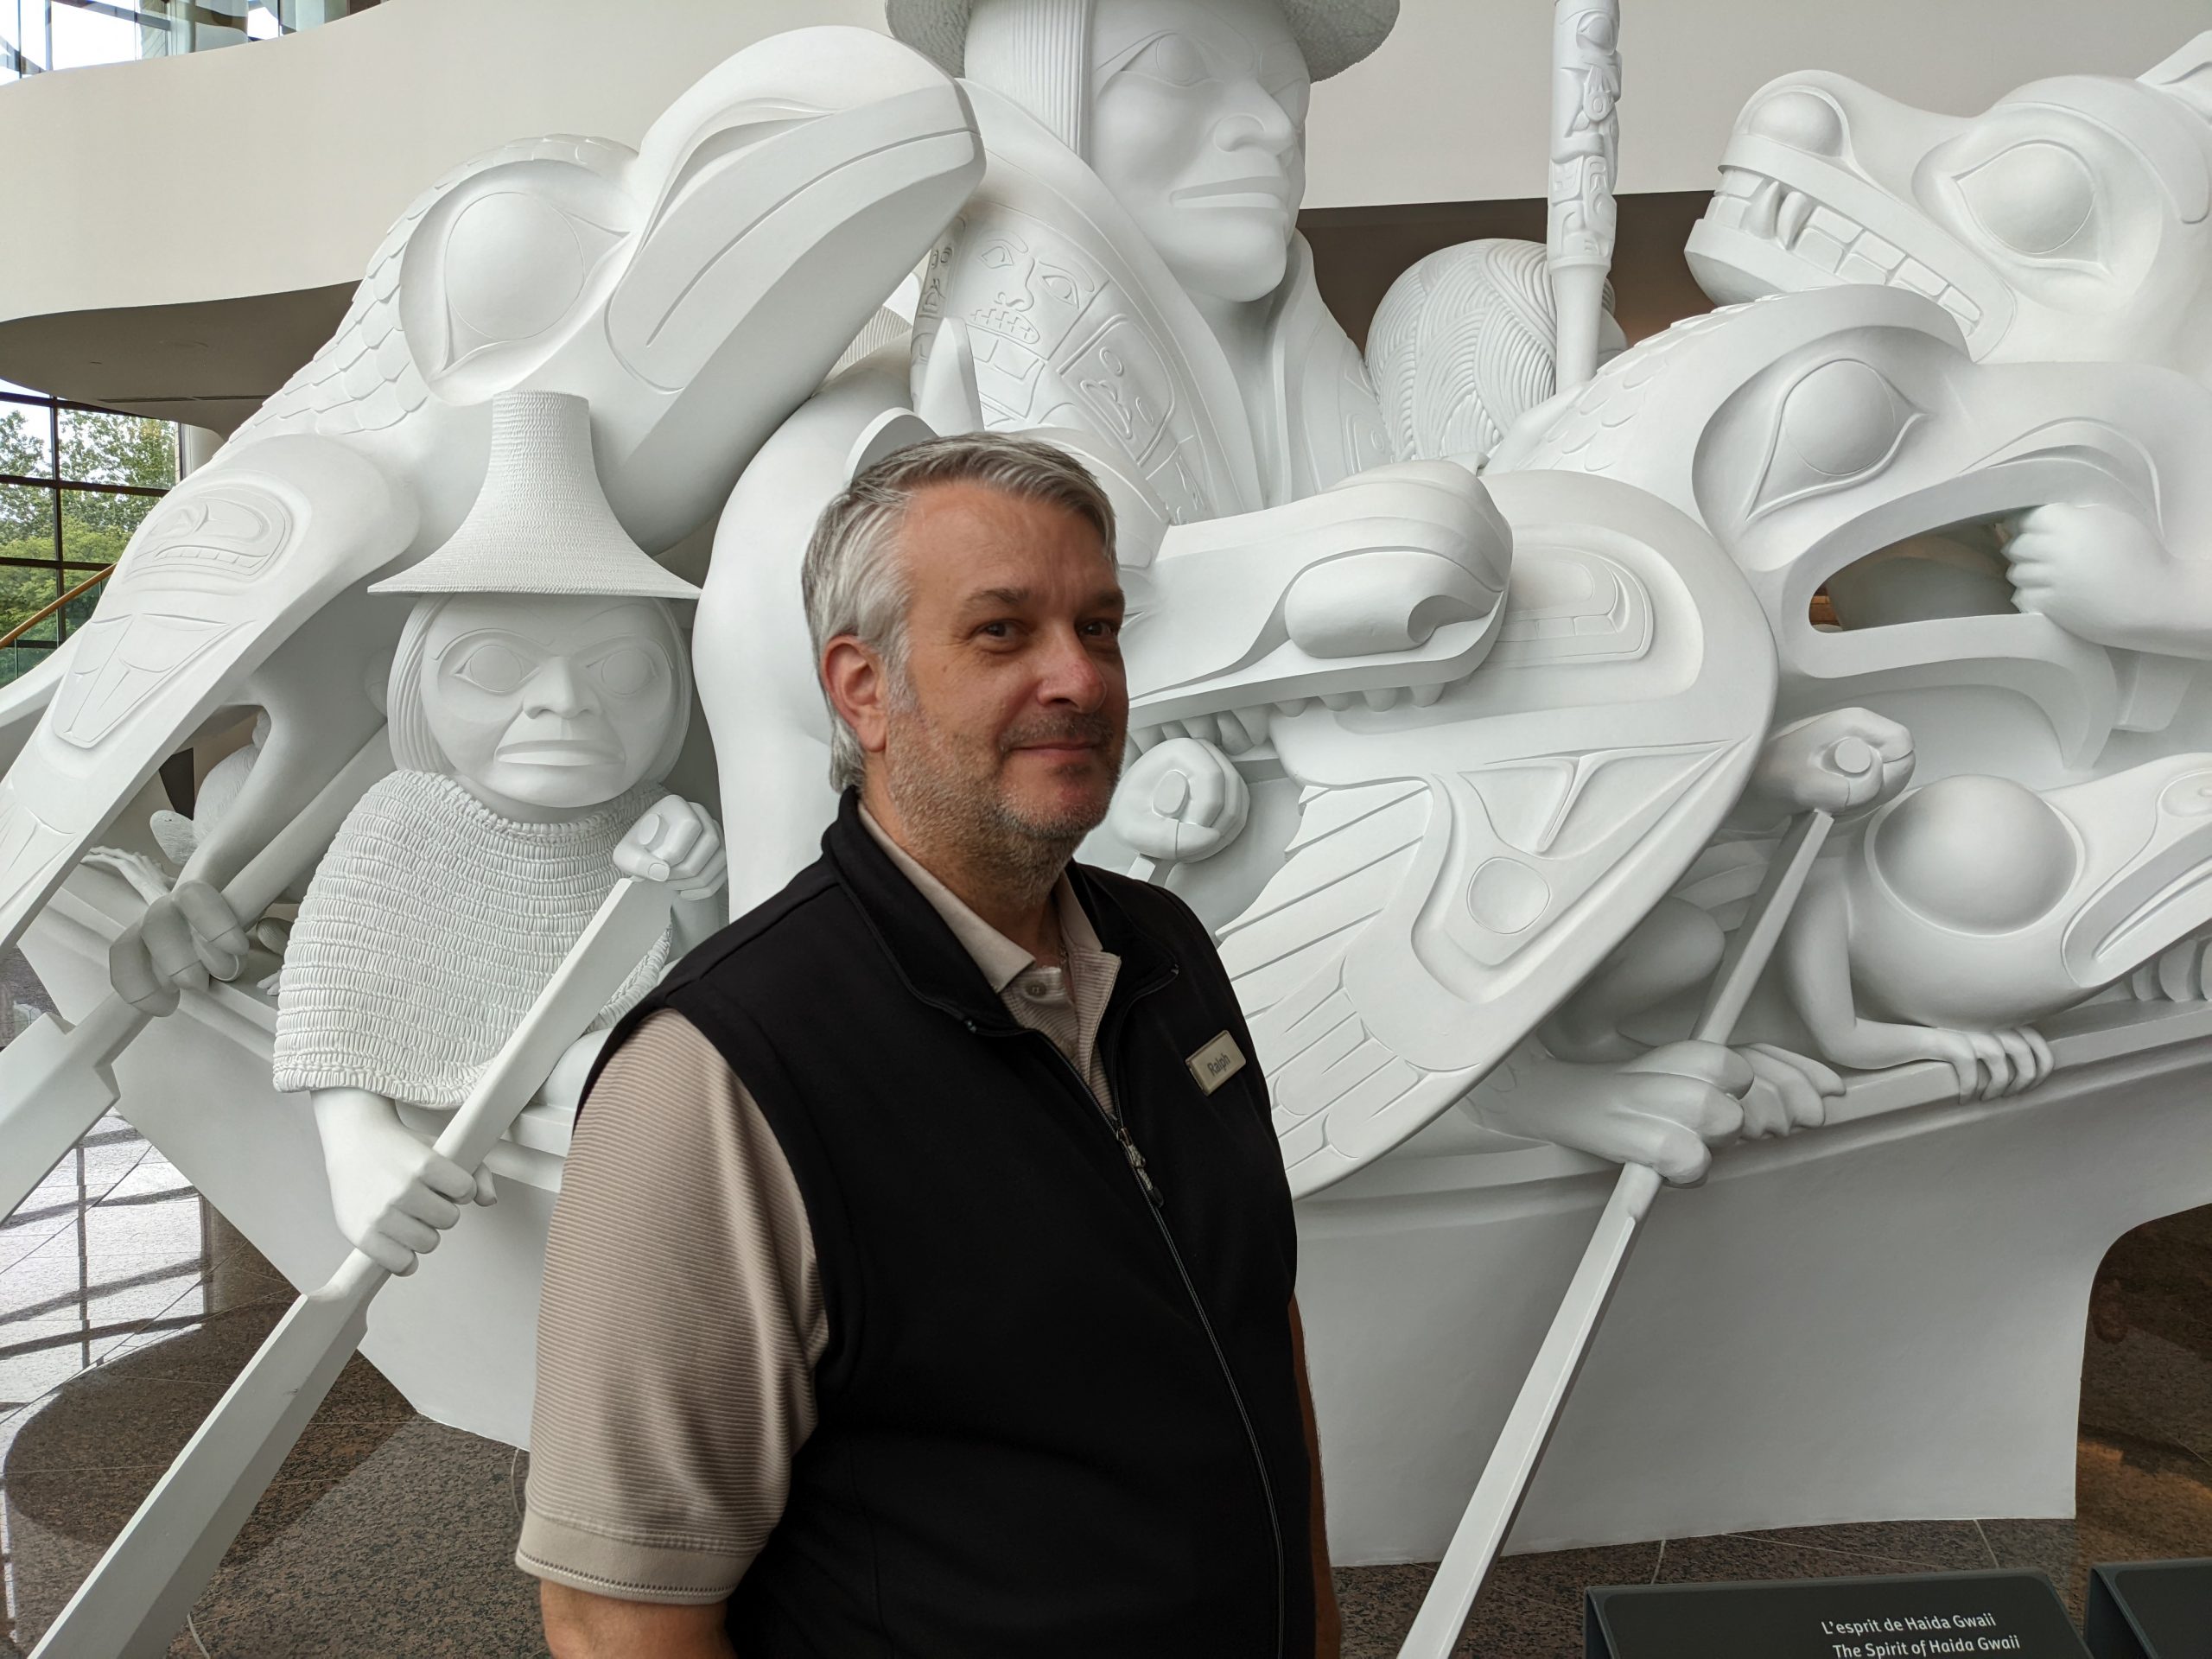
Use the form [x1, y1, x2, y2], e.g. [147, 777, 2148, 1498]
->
[29, 870, 676, 1658]
[1395, 806, 1836, 1658]
[0, 728, 395, 1224]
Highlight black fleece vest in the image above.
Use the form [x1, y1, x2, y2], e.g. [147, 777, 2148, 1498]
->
[588, 792, 1311, 1658]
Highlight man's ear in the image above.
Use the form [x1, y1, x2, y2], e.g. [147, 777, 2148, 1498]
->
[822, 637, 893, 760]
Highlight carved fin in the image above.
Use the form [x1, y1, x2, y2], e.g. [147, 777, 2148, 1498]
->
[2144, 30, 2212, 127]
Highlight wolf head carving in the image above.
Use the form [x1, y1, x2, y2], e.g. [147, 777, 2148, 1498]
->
[1687, 34, 2212, 382]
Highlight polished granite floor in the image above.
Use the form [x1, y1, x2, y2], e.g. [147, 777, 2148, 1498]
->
[2, 948, 2208, 1655]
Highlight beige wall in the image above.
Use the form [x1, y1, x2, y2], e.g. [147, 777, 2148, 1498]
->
[0, 0, 876, 326]
[5, 0, 2206, 335]
[1307, 0, 2211, 207]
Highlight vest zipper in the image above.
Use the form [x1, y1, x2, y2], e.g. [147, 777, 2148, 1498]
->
[991, 995, 1288, 1659]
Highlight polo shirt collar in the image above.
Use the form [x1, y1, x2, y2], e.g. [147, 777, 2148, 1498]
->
[824, 790, 1169, 1027]
[858, 804, 1104, 995]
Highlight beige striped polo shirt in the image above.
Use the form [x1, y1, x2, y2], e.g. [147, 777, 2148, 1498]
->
[516, 812, 1122, 1604]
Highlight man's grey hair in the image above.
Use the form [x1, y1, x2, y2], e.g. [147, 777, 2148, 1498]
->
[802, 431, 1117, 791]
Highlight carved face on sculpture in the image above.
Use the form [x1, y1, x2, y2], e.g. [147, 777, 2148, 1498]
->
[404, 594, 687, 818]
[1087, 0, 1312, 305]
[1686, 36, 2212, 376]
[969, 228, 1099, 351]
[1495, 284, 2212, 777]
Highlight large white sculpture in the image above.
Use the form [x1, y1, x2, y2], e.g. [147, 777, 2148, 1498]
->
[16, 0, 2212, 1614]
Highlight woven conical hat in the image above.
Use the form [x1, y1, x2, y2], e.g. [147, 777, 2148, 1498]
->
[372, 391, 701, 601]
[887, 0, 1398, 83]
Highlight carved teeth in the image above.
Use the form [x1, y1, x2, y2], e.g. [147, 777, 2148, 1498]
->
[1894, 258, 1946, 297]
[1854, 232, 1904, 271]
[1777, 188, 1814, 249]
[1941, 289, 1982, 326]
[1742, 175, 1782, 238]
[1705, 168, 1979, 330]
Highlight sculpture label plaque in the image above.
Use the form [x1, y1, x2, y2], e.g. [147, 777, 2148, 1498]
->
[1586, 1571, 2088, 1659]
[2084, 1559, 2212, 1659]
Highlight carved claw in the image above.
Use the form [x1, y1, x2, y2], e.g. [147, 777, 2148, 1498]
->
[1822, 1019, 2053, 1103]
[1738, 1042, 1842, 1136]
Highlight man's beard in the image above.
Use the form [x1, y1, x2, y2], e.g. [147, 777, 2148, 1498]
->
[881, 685, 1122, 899]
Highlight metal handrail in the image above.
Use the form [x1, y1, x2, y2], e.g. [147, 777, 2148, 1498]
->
[0, 563, 111, 651]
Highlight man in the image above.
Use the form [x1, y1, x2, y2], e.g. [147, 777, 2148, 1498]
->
[520, 432, 1340, 1657]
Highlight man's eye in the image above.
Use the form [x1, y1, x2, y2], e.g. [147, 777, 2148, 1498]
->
[1083, 619, 1123, 639]
[977, 620, 1014, 639]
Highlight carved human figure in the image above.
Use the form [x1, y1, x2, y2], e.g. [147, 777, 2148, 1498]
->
[79, 713, 303, 975]
[273, 393, 726, 1274]
[1775, 754, 2212, 1099]
[1529, 704, 1913, 1137]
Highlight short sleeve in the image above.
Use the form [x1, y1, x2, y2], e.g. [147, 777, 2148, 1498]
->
[517, 1011, 828, 1603]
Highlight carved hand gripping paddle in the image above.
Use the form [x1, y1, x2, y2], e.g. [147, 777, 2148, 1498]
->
[0, 728, 394, 1224]
[0, 438, 416, 966]
[29, 872, 677, 1658]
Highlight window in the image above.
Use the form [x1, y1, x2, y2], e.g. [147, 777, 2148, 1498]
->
[0, 380, 175, 656]
[0, 1, 378, 81]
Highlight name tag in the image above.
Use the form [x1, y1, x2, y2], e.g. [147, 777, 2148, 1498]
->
[1185, 1030, 1247, 1094]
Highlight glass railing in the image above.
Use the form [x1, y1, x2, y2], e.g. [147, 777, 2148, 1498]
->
[0, 565, 107, 688]
[1, 0, 376, 79]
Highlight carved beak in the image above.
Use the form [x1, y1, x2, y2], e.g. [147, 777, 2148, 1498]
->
[582, 73, 981, 548]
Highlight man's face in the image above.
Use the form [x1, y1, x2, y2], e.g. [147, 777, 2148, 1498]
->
[843, 482, 1128, 855]
[1088, 0, 1311, 305]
